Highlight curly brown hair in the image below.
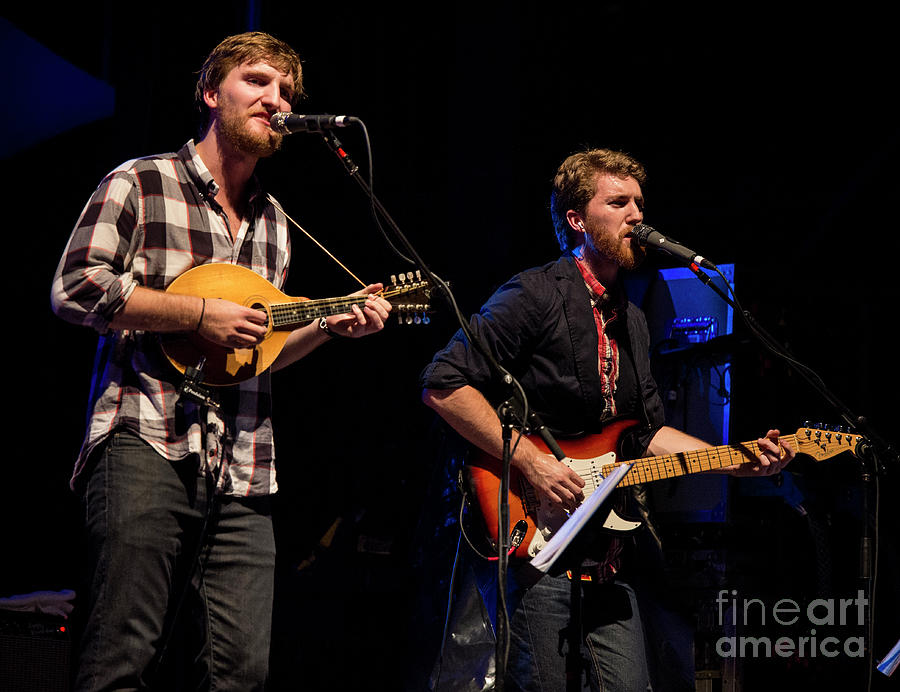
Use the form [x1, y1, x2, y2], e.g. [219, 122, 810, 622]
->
[194, 31, 303, 132]
[550, 149, 647, 252]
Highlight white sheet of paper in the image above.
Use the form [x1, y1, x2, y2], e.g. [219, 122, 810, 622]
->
[878, 636, 900, 677]
[529, 462, 633, 573]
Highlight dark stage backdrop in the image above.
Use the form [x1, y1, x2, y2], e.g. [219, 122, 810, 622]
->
[3, 3, 899, 691]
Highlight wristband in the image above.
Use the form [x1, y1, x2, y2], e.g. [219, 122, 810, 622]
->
[195, 298, 206, 331]
[318, 316, 342, 338]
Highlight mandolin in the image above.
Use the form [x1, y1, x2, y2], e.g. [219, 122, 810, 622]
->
[160, 262, 433, 385]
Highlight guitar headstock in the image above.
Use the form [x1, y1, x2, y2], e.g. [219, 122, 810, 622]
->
[793, 423, 866, 462]
[384, 270, 436, 325]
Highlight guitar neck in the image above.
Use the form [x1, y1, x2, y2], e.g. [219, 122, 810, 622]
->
[609, 434, 799, 487]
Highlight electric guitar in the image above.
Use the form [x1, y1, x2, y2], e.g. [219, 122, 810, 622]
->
[465, 418, 866, 560]
[160, 263, 434, 386]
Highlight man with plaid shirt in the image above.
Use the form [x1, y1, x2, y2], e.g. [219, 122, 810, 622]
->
[51, 32, 390, 691]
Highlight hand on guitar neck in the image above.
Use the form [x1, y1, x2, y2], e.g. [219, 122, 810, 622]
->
[315, 283, 391, 340]
[646, 425, 795, 479]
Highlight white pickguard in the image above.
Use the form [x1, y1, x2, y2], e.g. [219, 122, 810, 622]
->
[526, 451, 642, 558]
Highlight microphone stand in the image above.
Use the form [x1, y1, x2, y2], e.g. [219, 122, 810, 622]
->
[496, 398, 516, 691]
[686, 260, 898, 690]
[319, 130, 559, 691]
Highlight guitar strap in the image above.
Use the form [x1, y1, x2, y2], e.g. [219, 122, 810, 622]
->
[266, 194, 369, 290]
[615, 292, 664, 553]
[611, 290, 655, 450]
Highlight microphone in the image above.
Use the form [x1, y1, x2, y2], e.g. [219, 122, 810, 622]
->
[269, 112, 356, 134]
[630, 223, 717, 270]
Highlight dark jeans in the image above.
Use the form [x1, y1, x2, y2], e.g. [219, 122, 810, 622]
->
[499, 569, 651, 692]
[75, 430, 275, 692]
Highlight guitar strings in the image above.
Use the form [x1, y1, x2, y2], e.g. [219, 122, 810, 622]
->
[570, 434, 801, 488]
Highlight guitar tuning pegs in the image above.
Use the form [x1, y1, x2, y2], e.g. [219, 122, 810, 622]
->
[390, 274, 397, 285]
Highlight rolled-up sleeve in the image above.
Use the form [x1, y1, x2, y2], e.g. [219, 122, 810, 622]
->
[420, 273, 547, 400]
[51, 171, 141, 332]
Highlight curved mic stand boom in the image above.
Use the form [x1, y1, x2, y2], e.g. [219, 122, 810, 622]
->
[686, 260, 897, 691]
[318, 127, 554, 691]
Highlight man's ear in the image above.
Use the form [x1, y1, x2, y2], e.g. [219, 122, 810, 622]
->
[566, 210, 586, 235]
[203, 86, 219, 111]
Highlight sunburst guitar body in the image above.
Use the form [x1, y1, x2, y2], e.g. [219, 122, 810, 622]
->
[466, 420, 866, 560]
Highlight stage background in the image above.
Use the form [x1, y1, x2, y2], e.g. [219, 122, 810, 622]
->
[3, 3, 898, 690]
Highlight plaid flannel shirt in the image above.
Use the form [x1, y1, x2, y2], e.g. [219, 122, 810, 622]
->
[51, 140, 291, 497]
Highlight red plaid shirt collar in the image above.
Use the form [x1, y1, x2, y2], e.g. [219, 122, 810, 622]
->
[571, 247, 620, 417]
[572, 248, 614, 310]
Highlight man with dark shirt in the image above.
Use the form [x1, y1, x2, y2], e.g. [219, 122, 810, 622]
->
[421, 148, 793, 691]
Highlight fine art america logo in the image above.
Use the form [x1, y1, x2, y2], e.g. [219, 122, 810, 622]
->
[715, 589, 868, 658]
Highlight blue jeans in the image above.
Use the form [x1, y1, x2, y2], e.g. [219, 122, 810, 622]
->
[75, 430, 275, 692]
[491, 568, 650, 692]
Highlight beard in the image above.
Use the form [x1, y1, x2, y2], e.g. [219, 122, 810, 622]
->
[587, 226, 647, 271]
[216, 100, 283, 158]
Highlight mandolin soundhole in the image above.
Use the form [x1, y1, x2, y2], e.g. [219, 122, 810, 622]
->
[246, 298, 273, 333]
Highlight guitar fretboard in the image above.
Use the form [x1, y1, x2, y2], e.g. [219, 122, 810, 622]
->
[603, 434, 799, 487]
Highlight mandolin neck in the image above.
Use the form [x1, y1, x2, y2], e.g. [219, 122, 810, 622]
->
[269, 296, 368, 329]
